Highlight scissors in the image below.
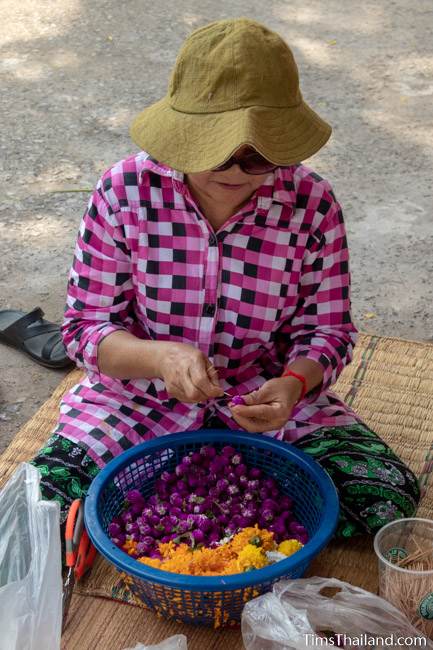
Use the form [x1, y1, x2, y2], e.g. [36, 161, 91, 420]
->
[62, 498, 97, 633]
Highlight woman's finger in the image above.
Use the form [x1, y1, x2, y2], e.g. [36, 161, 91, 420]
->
[230, 403, 277, 420]
[189, 360, 224, 398]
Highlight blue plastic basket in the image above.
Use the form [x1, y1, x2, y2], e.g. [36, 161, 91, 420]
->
[85, 429, 339, 628]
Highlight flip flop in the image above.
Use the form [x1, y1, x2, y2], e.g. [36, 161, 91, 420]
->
[0, 307, 74, 369]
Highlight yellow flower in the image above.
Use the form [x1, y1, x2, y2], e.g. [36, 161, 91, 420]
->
[237, 544, 268, 571]
[278, 539, 303, 556]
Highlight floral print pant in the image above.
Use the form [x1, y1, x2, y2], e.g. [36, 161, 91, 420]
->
[31, 419, 421, 540]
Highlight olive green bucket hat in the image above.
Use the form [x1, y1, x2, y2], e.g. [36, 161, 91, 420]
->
[130, 17, 332, 173]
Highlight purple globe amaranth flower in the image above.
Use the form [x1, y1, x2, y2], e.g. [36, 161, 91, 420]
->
[279, 509, 293, 522]
[280, 495, 293, 510]
[234, 464, 247, 477]
[263, 478, 277, 491]
[126, 489, 145, 504]
[227, 484, 240, 496]
[160, 470, 174, 483]
[243, 491, 254, 502]
[187, 475, 199, 488]
[191, 452, 202, 465]
[175, 464, 186, 477]
[247, 480, 260, 491]
[262, 509, 274, 522]
[289, 521, 304, 534]
[139, 523, 153, 536]
[176, 479, 187, 492]
[262, 498, 279, 511]
[169, 493, 183, 508]
[241, 505, 256, 519]
[120, 511, 133, 524]
[125, 522, 139, 535]
[112, 534, 126, 547]
[177, 520, 191, 534]
[249, 467, 262, 480]
[231, 453, 243, 466]
[155, 503, 167, 516]
[108, 522, 122, 538]
[216, 478, 229, 493]
[221, 445, 237, 457]
[195, 515, 213, 532]
[238, 475, 249, 487]
[192, 529, 205, 544]
[200, 445, 217, 459]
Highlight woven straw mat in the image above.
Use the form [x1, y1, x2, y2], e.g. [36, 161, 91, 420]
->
[0, 333, 432, 649]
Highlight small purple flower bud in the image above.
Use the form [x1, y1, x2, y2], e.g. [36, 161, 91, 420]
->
[231, 453, 242, 465]
[108, 522, 122, 538]
[112, 533, 126, 547]
[249, 467, 262, 479]
[234, 464, 247, 477]
[191, 452, 202, 464]
[200, 446, 217, 459]
[262, 498, 279, 511]
[221, 445, 237, 458]
[216, 478, 229, 493]
[231, 395, 246, 406]
[139, 523, 153, 536]
[192, 529, 205, 544]
[155, 503, 167, 516]
[262, 509, 274, 522]
[280, 495, 294, 510]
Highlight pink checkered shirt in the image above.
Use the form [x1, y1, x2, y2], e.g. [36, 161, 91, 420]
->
[56, 151, 362, 467]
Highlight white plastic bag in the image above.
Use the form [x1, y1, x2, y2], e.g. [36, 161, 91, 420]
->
[242, 576, 433, 650]
[123, 635, 188, 650]
[0, 463, 62, 650]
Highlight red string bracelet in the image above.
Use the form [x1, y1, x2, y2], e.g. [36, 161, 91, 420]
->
[281, 368, 308, 401]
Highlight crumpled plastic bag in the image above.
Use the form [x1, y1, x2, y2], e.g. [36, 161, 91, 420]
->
[242, 576, 433, 650]
[0, 463, 62, 650]
[123, 636, 187, 650]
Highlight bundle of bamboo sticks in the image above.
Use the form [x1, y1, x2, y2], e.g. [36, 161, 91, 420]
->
[381, 538, 433, 639]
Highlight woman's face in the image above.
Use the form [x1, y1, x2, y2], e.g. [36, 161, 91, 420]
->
[185, 145, 272, 210]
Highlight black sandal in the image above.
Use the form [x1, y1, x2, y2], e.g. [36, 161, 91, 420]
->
[0, 307, 74, 369]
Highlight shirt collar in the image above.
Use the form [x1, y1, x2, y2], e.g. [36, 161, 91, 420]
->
[136, 150, 297, 211]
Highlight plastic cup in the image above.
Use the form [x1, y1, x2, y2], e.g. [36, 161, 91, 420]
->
[374, 517, 433, 639]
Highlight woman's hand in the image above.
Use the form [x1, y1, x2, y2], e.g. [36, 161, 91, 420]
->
[157, 342, 224, 403]
[228, 376, 302, 433]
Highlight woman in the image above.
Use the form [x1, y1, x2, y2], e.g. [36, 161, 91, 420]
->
[32, 18, 420, 539]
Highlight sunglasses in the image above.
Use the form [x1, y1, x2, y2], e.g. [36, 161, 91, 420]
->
[211, 151, 283, 175]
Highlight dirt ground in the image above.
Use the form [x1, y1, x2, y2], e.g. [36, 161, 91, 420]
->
[1, 0, 432, 454]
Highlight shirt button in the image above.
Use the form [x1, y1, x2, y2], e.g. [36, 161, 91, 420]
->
[209, 233, 217, 246]
[203, 303, 216, 316]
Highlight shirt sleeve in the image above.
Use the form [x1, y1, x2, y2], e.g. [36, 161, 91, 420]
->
[276, 193, 358, 401]
[61, 177, 135, 382]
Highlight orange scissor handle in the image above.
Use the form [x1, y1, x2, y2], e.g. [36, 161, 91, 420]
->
[65, 498, 83, 567]
[75, 528, 97, 580]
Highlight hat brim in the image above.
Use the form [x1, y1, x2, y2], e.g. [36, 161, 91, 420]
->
[129, 97, 332, 173]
